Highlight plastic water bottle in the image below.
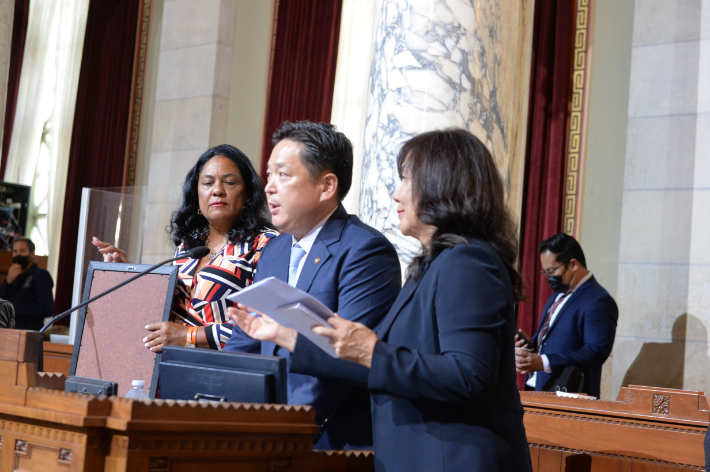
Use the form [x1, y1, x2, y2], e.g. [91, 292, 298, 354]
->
[124, 380, 150, 400]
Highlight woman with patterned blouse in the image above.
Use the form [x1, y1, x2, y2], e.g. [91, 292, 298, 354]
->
[93, 144, 277, 351]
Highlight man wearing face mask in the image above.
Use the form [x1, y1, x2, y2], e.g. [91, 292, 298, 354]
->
[515, 233, 618, 398]
[0, 237, 54, 330]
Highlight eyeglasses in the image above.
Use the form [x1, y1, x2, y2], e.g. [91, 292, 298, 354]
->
[540, 263, 567, 277]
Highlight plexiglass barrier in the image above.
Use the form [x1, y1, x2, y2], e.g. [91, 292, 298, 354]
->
[69, 186, 147, 343]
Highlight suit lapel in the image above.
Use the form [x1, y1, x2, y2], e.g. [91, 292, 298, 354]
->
[543, 277, 595, 340]
[296, 205, 347, 292]
[255, 235, 290, 283]
[375, 272, 424, 340]
[296, 241, 331, 292]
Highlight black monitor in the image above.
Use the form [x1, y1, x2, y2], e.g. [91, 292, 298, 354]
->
[157, 347, 288, 404]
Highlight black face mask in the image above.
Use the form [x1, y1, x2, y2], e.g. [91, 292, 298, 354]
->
[546, 274, 569, 293]
[13, 255, 31, 269]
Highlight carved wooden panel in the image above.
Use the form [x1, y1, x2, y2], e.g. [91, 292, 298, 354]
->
[523, 387, 709, 471]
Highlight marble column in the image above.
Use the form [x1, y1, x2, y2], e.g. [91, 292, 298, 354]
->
[359, 0, 534, 262]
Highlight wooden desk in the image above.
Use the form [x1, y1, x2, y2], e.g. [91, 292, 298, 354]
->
[522, 386, 709, 471]
[0, 330, 375, 471]
[43, 341, 72, 376]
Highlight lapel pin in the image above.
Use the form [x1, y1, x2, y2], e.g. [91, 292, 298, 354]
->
[315, 257, 321, 264]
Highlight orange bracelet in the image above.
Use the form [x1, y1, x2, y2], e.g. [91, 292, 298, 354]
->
[191, 326, 198, 345]
[186, 326, 198, 346]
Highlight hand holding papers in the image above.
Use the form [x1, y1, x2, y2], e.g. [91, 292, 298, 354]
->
[227, 277, 337, 357]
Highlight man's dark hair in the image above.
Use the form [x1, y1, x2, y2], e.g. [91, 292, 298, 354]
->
[273, 121, 353, 201]
[538, 233, 587, 268]
[12, 237, 35, 253]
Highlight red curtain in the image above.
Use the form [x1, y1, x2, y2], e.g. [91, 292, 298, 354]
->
[0, 0, 31, 178]
[259, 0, 343, 178]
[516, 0, 577, 387]
[54, 1, 140, 315]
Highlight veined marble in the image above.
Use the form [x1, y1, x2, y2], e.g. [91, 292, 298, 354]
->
[360, 0, 533, 262]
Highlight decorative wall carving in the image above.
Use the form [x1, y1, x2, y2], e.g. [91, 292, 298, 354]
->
[653, 394, 671, 414]
[124, 0, 152, 187]
[58, 447, 73, 463]
[562, 0, 590, 236]
[15, 439, 27, 453]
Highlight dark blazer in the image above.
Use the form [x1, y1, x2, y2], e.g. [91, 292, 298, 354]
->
[223, 204, 401, 450]
[531, 275, 618, 398]
[291, 240, 532, 472]
[0, 263, 54, 331]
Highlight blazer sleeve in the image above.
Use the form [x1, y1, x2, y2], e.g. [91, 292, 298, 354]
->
[368, 244, 512, 404]
[289, 233, 401, 383]
[545, 295, 618, 371]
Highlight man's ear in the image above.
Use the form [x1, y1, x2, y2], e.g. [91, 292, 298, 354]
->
[319, 173, 339, 203]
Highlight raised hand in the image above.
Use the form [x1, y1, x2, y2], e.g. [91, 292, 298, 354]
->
[226, 304, 297, 352]
[5, 263, 22, 284]
[91, 236, 128, 263]
[312, 314, 379, 368]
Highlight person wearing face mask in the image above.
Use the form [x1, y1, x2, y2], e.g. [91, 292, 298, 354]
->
[0, 237, 54, 330]
[515, 233, 618, 398]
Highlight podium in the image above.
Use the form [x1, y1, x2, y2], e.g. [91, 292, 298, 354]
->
[0, 330, 374, 471]
[521, 388, 709, 470]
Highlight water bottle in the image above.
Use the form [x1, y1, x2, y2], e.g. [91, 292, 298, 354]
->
[124, 380, 150, 400]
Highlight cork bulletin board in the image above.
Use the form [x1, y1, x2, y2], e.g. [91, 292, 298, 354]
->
[69, 262, 178, 397]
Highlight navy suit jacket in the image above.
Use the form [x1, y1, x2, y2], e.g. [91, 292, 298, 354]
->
[291, 240, 532, 472]
[532, 275, 618, 398]
[223, 204, 401, 450]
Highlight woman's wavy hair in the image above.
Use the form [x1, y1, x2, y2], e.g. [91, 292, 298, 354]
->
[169, 144, 273, 249]
[398, 129, 524, 301]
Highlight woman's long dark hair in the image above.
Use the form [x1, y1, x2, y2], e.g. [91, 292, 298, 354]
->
[169, 144, 274, 249]
[398, 129, 524, 301]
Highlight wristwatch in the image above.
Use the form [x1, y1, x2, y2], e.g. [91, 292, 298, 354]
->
[185, 326, 197, 348]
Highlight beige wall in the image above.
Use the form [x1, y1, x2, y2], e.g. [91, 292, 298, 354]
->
[224, 0, 274, 171]
[579, 0, 634, 300]
[611, 0, 710, 400]
[578, 0, 634, 401]
[138, 0, 274, 263]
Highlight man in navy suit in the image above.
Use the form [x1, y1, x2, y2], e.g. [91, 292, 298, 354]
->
[515, 233, 617, 398]
[223, 121, 401, 450]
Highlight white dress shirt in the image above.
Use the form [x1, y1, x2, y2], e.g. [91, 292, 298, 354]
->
[527, 271, 593, 388]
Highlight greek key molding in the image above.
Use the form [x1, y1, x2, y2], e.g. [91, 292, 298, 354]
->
[123, 0, 152, 187]
[530, 442, 704, 470]
[562, 0, 590, 237]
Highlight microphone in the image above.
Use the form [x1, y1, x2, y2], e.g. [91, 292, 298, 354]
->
[39, 246, 211, 334]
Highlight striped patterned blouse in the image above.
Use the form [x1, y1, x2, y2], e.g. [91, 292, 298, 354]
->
[171, 228, 278, 349]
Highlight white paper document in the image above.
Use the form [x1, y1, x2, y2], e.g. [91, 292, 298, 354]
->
[226, 277, 337, 357]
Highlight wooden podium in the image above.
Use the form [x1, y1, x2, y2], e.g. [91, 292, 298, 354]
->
[522, 388, 709, 470]
[0, 330, 374, 471]
[4, 330, 708, 471]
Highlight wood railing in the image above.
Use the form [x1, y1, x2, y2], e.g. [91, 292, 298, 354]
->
[522, 387, 708, 471]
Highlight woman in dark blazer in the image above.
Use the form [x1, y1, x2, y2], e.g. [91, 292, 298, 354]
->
[229, 129, 532, 471]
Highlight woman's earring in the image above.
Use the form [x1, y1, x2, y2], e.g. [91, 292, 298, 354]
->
[197, 208, 202, 215]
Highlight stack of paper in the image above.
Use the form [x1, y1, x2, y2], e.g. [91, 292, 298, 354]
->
[226, 277, 337, 357]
